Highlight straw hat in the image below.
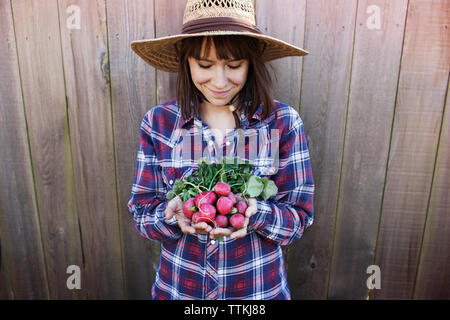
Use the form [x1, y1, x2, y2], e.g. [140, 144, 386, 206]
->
[131, 0, 309, 72]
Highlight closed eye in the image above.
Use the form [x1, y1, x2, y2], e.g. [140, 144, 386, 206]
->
[198, 64, 212, 69]
[228, 64, 242, 69]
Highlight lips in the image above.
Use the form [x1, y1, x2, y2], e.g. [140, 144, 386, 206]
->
[208, 88, 231, 98]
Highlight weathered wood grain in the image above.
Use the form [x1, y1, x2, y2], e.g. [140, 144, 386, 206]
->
[154, 0, 185, 103]
[255, 0, 306, 109]
[373, 0, 450, 299]
[106, 0, 159, 299]
[288, 0, 358, 300]
[10, 0, 84, 299]
[328, 0, 408, 299]
[0, 0, 48, 299]
[414, 78, 450, 299]
[58, 0, 124, 299]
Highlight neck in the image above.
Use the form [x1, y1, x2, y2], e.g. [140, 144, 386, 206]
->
[200, 101, 233, 120]
[200, 101, 236, 129]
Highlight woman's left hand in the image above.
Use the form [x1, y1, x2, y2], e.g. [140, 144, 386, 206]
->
[209, 197, 258, 240]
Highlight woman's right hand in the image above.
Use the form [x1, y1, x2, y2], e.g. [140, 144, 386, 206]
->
[164, 196, 212, 235]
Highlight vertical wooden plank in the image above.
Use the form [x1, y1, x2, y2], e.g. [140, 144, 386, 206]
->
[11, 0, 84, 299]
[255, 0, 306, 109]
[414, 79, 450, 299]
[154, 0, 185, 103]
[107, 0, 158, 299]
[255, 0, 307, 276]
[373, 0, 450, 299]
[328, 0, 408, 299]
[0, 0, 48, 299]
[58, 0, 124, 299]
[287, 0, 358, 299]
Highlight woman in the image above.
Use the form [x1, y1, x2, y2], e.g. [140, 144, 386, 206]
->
[128, 0, 314, 300]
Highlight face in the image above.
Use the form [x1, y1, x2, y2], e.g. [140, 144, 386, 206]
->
[188, 39, 249, 108]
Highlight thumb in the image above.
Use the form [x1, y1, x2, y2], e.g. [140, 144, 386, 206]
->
[245, 198, 258, 218]
[165, 196, 181, 219]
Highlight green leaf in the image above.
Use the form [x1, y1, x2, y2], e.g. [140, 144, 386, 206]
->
[166, 190, 177, 200]
[263, 179, 278, 200]
[245, 175, 264, 197]
[182, 190, 190, 202]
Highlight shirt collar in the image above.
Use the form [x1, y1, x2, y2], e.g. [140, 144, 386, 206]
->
[177, 103, 270, 129]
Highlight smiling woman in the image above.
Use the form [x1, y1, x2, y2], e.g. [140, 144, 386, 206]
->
[127, 0, 314, 300]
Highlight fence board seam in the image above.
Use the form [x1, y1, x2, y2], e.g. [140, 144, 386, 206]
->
[369, 0, 410, 299]
[9, 0, 51, 299]
[153, 0, 158, 105]
[104, 0, 128, 300]
[325, 0, 359, 300]
[55, 0, 82, 299]
[297, 0, 307, 115]
[412, 71, 450, 299]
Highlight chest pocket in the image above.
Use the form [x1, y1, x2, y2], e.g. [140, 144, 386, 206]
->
[161, 166, 194, 191]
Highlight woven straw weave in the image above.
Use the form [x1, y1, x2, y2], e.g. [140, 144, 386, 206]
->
[183, 0, 255, 25]
[130, 0, 309, 72]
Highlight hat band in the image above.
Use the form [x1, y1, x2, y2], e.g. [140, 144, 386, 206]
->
[182, 17, 262, 35]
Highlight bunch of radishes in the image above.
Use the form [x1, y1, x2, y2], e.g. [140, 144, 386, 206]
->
[182, 182, 247, 230]
[166, 158, 278, 235]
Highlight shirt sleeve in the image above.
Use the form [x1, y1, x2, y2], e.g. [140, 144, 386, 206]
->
[127, 111, 182, 242]
[248, 113, 314, 246]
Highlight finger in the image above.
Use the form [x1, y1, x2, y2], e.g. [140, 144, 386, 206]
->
[176, 215, 195, 234]
[165, 196, 183, 219]
[192, 222, 213, 234]
[245, 198, 258, 218]
[210, 227, 233, 238]
[180, 224, 196, 235]
[165, 207, 174, 220]
[165, 198, 177, 219]
[230, 226, 247, 239]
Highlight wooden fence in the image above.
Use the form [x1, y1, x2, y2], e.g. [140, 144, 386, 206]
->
[0, 0, 449, 299]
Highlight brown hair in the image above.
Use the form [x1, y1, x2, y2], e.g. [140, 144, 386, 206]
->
[176, 35, 275, 128]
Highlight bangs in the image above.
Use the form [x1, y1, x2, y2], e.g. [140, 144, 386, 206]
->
[183, 35, 258, 61]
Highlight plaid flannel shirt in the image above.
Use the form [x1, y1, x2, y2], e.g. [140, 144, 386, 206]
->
[128, 99, 314, 300]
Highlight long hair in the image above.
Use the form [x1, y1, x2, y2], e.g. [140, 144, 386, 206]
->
[176, 35, 275, 128]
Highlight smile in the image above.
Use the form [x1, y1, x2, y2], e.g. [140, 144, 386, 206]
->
[208, 88, 232, 98]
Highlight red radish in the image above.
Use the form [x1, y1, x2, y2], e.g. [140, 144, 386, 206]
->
[215, 215, 228, 228]
[191, 212, 202, 224]
[195, 191, 217, 207]
[227, 192, 237, 205]
[183, 198, 197, 219]
[192, 203, 217, 225]
[216, 196, 233, 215]
[214, 182, 231, 196]
[236, 200, 248, 215]
[230, 213, 245, 229]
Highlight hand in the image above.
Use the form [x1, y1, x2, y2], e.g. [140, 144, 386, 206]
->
[209, 197, 258, 240]
[165, 196, 212, 235]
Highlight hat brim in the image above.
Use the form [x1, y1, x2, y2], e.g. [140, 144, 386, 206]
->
[130, 31, 309, 73]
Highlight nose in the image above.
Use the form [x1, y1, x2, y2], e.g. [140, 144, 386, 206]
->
[210, 67, 228, 89]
